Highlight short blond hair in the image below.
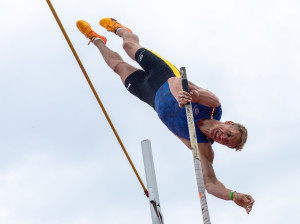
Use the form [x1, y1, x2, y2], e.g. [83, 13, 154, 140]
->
[234, 123, 248, 151]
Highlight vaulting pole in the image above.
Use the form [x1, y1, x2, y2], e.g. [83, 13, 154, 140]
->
[180, 67, 211, 224]
[46, 0, 148, 197]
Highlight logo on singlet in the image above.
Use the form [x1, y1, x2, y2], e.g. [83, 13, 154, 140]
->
[193, 106, 200, 115]
[126, 83, 131, 90]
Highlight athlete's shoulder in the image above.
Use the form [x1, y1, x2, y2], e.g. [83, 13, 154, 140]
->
[189, 81, 220, 107]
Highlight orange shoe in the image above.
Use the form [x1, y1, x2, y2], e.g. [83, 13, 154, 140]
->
[99, 18, 132, 34]
[76, 20, 107, 45]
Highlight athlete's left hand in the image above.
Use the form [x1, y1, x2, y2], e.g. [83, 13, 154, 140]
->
[177, 91, 193, 108]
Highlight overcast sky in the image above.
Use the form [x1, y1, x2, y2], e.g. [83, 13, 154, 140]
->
[1, 0, 300, 223]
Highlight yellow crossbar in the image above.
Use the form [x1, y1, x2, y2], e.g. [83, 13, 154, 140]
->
[45, 0, 148, 197]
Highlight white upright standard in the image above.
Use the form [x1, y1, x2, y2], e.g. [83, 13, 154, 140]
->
[141, 140, 164, 224]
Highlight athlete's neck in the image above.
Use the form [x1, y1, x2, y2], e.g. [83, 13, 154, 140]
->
[197, 119, 217, 137]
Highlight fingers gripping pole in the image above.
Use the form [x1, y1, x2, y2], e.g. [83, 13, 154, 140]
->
[180, 67, 211, 224]
[46, 0, 148, 197]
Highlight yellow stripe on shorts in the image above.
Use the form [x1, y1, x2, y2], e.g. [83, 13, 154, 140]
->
[147, 49, 181, 77]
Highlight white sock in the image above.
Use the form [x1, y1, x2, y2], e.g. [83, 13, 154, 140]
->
[93, 37, 104, 44]
[115, 28, 127, 34]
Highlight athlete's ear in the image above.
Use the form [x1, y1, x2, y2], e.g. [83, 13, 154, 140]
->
[225, 121, 234, 125]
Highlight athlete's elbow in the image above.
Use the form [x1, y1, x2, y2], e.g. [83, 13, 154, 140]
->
[205, 182, 214, 194]
[205, 179, 220, 195]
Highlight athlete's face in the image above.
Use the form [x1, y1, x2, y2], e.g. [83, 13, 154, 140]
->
[210, 121, 241, 149]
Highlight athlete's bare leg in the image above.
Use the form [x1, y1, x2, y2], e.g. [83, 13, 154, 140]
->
[116, 29, 143, 61]
[93, 39, 138, 84]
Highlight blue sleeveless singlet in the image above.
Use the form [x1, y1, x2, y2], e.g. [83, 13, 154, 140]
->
[154, 81, 222, 143]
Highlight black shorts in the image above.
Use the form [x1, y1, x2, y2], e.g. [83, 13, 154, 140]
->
[124, 48, 180, 109]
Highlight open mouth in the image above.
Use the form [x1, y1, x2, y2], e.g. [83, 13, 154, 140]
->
[212, 129, 218, 140]
[215, 130, 219, 139]
[213, 129, 222, 141]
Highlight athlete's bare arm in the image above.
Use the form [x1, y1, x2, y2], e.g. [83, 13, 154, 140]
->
[180, 139, 254, 214]
[168, 77, 220, 108]
[169, 76, 255, 213]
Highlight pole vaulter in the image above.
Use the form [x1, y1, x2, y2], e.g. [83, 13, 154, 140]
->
[46, 0, 255, 221]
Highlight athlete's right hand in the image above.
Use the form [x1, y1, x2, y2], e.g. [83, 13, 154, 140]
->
[233, 192, 255, 214]
[177, 91, 192, 108]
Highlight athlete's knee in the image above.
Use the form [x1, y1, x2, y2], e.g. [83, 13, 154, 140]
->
[113, 61, 128, 74]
